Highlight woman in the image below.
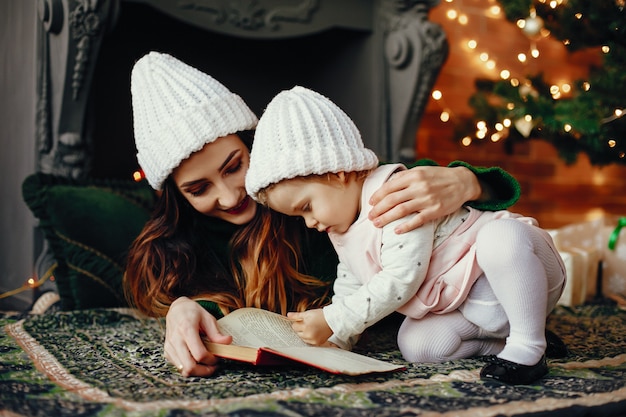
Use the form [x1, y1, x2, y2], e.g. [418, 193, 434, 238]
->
[124, 52, 521, 377]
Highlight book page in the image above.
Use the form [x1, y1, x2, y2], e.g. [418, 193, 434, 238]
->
[270, 346, 404, 375]
[217, 308, 308, 348]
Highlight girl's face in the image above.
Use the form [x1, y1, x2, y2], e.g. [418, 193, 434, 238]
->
[172, 134, 257, 225]
[264, 173, 362, 235]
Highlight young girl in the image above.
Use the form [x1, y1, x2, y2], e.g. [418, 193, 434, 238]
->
[246, 86, 567, 385]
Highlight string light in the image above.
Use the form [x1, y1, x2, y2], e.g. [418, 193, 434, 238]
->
[530, 45, 540, 58]
[0, 266, 56, 300]
[426, 0, 609, 152]
[133, 170, 145, 182]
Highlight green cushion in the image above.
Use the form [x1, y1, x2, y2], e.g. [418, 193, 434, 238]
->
[22, 173, 157, 310]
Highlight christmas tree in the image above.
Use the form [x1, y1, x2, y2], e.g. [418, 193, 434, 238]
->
[460, 0, 626, 165]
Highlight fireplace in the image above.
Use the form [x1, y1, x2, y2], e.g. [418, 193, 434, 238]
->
[36, 0, 448, 180]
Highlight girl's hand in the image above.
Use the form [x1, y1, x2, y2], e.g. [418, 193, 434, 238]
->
[164, 296, 232, 377]
[368, 166, 481, 234]
[287, 309, 333, 346]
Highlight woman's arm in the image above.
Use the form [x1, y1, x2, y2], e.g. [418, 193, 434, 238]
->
[368, 160, 520, 234]
[446, 160, 521, 211]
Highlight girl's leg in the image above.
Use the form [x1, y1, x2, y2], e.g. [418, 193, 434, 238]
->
[475, 219, 565, 366]
[398, 310, 504, 363]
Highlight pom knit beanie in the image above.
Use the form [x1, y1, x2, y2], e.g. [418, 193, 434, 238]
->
[246, 86, 379, 201]
[131, 52, 258, 190]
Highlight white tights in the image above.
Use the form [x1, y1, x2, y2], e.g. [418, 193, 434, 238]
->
[398, 219, 565, 366]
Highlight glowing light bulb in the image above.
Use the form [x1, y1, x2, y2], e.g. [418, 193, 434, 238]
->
[467, 39, 477, 49]
[440, 111, 450, 122]
[518, 53, 527, 63]
[489, 5, 501, 15]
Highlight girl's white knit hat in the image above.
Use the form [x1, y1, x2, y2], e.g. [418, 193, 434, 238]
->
[246, 86, 379, 201]
[131, 52, 258, 190]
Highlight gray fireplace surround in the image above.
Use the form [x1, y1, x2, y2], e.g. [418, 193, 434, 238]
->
[36, 0, 448, 179]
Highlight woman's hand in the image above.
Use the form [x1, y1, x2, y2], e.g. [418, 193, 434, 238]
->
[287, 309, 333, 346]
[164, 296, 232, 377]
[368, 166, 481, 234]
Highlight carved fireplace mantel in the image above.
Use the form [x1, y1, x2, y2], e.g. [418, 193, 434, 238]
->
[36, 0, 448, 178]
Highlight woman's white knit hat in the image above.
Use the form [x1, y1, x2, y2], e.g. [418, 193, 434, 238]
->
[246, 86, 378, 201]
[131, 52, 258, 190]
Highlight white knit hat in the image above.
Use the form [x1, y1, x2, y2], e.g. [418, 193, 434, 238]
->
[246, 86, 378, 201]
[131, 52, 258, 190]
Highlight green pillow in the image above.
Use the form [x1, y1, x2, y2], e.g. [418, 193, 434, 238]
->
[22, 173, 157, 310]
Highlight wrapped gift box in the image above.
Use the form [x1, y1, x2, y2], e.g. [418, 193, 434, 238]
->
[548, 219, 604, 251]
[548, 216, 626, 306]
[556, 250, 586, 306]
[556, 246, 602, 306]
[601, 217, 626, 297]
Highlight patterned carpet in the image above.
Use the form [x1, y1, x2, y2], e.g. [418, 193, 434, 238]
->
[2, 303, 626, 416]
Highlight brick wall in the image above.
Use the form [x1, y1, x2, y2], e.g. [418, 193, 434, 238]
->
[416, 1, 626, 229]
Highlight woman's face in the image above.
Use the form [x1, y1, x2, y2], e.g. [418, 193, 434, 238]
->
[172, 134, 257, 225]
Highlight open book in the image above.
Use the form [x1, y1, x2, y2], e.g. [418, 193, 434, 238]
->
[203, 307, 405, 375]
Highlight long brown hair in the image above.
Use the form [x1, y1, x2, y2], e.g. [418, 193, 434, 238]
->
[230, 205, 329, 315]
[123, 149, 329, 318]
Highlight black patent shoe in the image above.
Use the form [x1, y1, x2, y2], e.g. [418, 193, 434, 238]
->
[480, 355, 548, 385]
[545, 330, 568, 358]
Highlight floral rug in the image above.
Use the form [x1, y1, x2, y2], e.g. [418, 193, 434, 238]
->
[2, 304, 626, 416]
